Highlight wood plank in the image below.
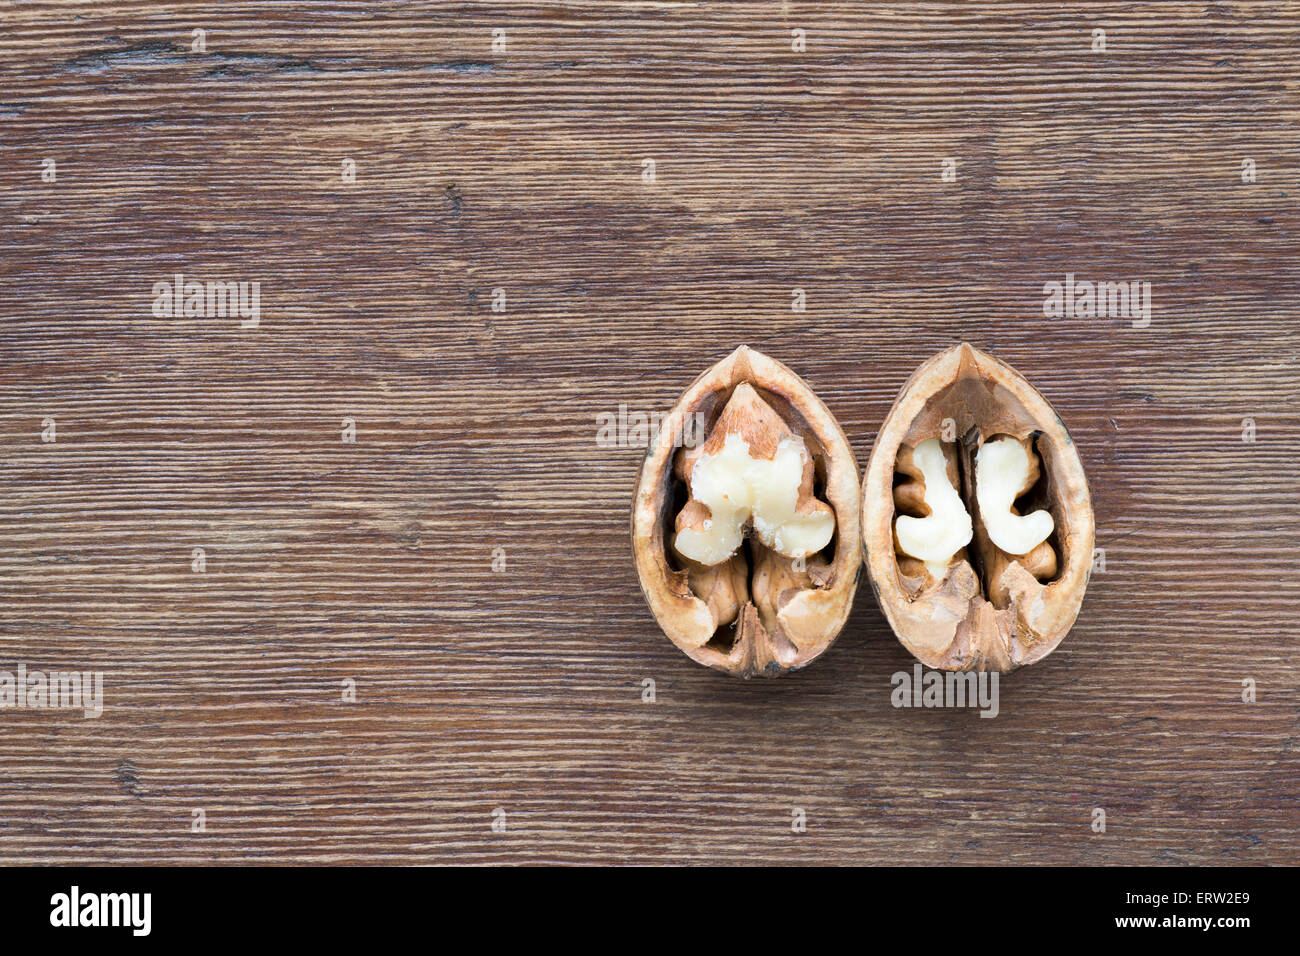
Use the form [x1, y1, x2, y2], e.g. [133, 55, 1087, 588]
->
[0, 1, 1296, 864]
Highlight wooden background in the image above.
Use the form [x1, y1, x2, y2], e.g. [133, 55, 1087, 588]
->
[0, 2, 1297, 865]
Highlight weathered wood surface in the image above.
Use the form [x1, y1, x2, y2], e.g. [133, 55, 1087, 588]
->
[0, 2, 1296, 865]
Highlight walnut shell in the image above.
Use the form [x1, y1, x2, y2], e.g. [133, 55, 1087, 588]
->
[632, 346, 862, 678]
[861, 343, 1094, 672]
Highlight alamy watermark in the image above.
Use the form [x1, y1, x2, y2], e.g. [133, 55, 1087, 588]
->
[1043, 273, 1151, 327]
[152, 272, 260, 328]
[50, 886, 150, 936]
[0, 663, 103, 718]
[596, 403, 706, 450]
[891, 663, 999, 718]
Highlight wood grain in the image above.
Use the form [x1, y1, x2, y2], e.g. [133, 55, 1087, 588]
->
[0, 1, 1296, 864]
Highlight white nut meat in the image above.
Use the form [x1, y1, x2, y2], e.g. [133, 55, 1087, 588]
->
[674, 431, 834, 565]
[894, 438, 973, 579]
[975, 436, 1054, 556]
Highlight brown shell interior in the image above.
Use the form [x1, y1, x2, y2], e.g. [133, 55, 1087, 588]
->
[657, 381, 841, 656]
[862, 343, 1094, 673]
[894, 376, 1066, 606]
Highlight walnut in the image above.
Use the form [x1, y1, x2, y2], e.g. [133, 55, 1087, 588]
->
[861, 344, 1094, 672]
[632, 347, 861, 678]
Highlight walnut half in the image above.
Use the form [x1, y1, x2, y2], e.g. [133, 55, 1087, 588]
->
[632, 346, 862, 678]
[861, 344, 1094, 672]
